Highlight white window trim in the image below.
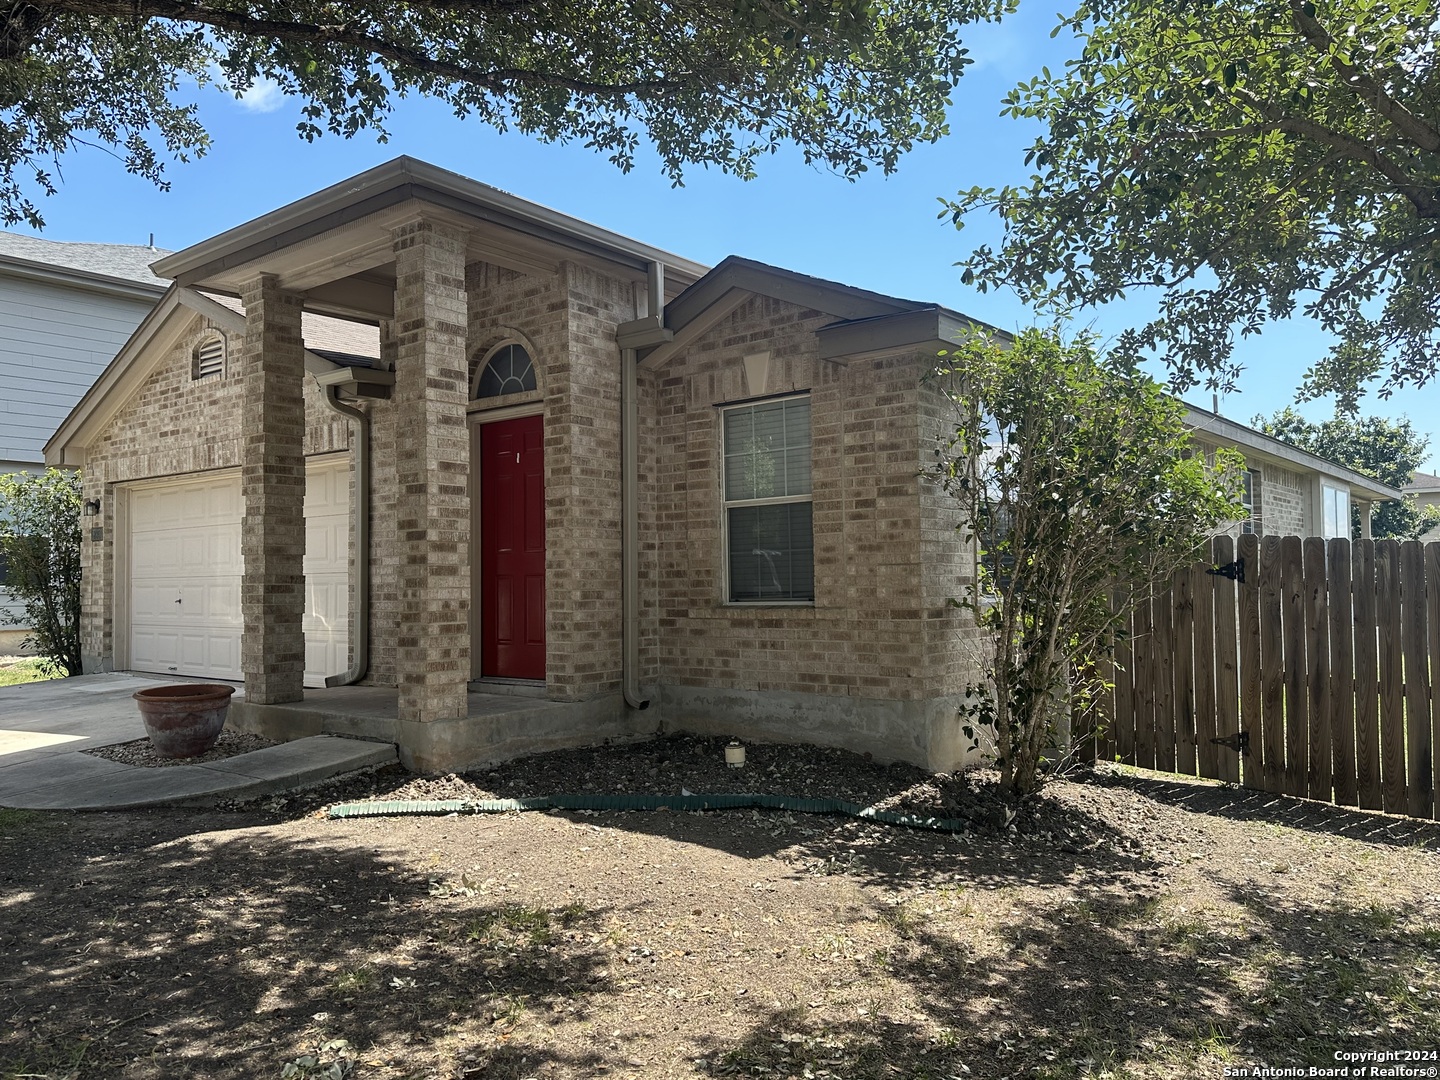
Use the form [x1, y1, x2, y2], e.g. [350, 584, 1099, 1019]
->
[1240, 468, 1258, 534]
[472, 339, 538, 400]
[1320, 480, 1351, 540]
[719, 392, 815, 606]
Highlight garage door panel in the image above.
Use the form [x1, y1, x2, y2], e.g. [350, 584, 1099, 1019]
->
[301, 459, 350, 685]
[130, 583, 167, 621]
[128, 460, 349, 685]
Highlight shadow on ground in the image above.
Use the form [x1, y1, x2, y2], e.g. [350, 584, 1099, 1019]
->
[1089, 766, 1440, 849]
[0, 811, 614, 1079]
[697, 879, 1440, 1078]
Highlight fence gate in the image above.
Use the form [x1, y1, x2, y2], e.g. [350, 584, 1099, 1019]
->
[1095, 534, 1438, 819]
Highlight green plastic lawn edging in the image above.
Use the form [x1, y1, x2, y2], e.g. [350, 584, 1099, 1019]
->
[326, 793, 973, 833]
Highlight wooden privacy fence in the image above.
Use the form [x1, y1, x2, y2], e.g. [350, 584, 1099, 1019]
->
[1094, 534, 1439, 819]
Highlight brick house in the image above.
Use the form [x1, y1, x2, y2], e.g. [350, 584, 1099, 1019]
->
[46, 158, 987, 772]
[1183, 407, 1401, 539]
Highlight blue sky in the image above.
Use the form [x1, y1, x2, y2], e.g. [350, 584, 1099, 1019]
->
[20, 5, 1439, 469]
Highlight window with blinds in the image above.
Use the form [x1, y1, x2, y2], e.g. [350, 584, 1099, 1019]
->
[194, 336, 225, 380]
[721, 394, 814, 603]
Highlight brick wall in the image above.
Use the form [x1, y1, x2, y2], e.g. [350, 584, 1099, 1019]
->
[1260, 462, 1308, 535]
[461, 258, 640, 700]
[653, 294, 980, 704]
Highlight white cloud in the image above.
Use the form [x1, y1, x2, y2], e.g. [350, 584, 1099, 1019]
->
[236, 78, 285, 114]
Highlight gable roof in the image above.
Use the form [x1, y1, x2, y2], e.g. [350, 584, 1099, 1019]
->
[45, 287, 378, 466]
[634, 255, 1008, 369]
[0, 231, 169, 299]
[1405, 470, 1440, 494]
[150, 156, 708, 314]
[1183, 405, 1400, 501]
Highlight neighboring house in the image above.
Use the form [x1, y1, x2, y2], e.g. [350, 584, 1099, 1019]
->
[1403, 471, 1440, 542]
[0, 232, 168, 651]
[1183, 406, 1401, 540]
[46, 157, 985, 773]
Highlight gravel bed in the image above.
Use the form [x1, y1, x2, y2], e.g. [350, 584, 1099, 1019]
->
[84, 729, 278, 768]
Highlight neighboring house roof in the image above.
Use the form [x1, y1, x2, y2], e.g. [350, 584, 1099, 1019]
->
[0, 231, 170, 300]
[45, 286, 379, 466]
[1183, 405, 1401, 501]
[1404, 470, 1440, 495]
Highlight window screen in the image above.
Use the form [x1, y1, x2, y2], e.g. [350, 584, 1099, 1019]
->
[722, 396, 813, 602]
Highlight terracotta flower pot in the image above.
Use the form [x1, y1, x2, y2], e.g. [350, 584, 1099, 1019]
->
[133, 684, 237, 759]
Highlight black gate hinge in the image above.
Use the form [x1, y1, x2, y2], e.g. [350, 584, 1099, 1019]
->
[1210, 731, 1250, 755]
[1206, 557, 1245, 584]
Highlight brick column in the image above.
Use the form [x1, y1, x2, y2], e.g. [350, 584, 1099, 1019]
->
[392, 218, 470, 721]
[239, 274, 306, 704]
[80, 467, 111, 673]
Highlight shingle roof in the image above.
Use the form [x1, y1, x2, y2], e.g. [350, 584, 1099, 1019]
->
[204, 291, 380, 365]
[1404, 470, 1440, 493]
[0, 230, 171, 289]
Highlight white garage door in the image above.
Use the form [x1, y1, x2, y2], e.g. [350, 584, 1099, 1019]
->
[128, 459, 350, 686]
[302, 458, 350, 686]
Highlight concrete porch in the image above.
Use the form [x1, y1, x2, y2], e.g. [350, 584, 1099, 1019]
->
[230, 686, 659, 772]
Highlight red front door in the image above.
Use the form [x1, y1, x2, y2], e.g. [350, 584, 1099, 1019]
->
[480, 415, 546, 680]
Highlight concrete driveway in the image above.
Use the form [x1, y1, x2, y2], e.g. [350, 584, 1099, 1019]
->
[0, 673, 395, 810]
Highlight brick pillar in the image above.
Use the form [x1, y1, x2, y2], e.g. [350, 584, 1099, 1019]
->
[392, 218, 470, 721]
[239, 274, 306, 704]
[80, 467, 111, 673]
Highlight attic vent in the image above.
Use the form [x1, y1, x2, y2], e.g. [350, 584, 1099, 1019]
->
[194, 336, 226, 380]
[475, 343, 536, 398]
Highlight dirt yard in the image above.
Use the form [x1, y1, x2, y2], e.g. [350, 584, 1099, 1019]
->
[2, 736, 1437, 1079]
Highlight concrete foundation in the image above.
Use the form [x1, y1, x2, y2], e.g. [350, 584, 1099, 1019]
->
[230, 686, 661, 773]
[659, 684, 987, 773]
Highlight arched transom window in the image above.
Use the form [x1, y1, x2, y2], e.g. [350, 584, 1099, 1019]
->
[475, 343, 536, 398]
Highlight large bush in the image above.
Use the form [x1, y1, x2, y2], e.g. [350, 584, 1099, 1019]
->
[0, 469, 82, 676]
[929, 329, 1244, 797]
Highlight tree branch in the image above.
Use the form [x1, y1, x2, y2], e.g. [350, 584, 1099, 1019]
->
[1232, 86, 1440, 219]
[34, 1, 692, 98]
[1287, 0, 1440, 155]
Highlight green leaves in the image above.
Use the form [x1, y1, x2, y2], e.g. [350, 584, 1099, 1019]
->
[0, 468, 82, 676]
[0, 0, 1015, 225]
[947, 0, 1440, 406]
[927, 329, 1242, 795]
[1255, 406, 1435, 538]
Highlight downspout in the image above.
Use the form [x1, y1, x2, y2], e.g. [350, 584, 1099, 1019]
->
[621, 342, 648, 710]
[620, 263, 669, 711]
[316, 379, 373, 687]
